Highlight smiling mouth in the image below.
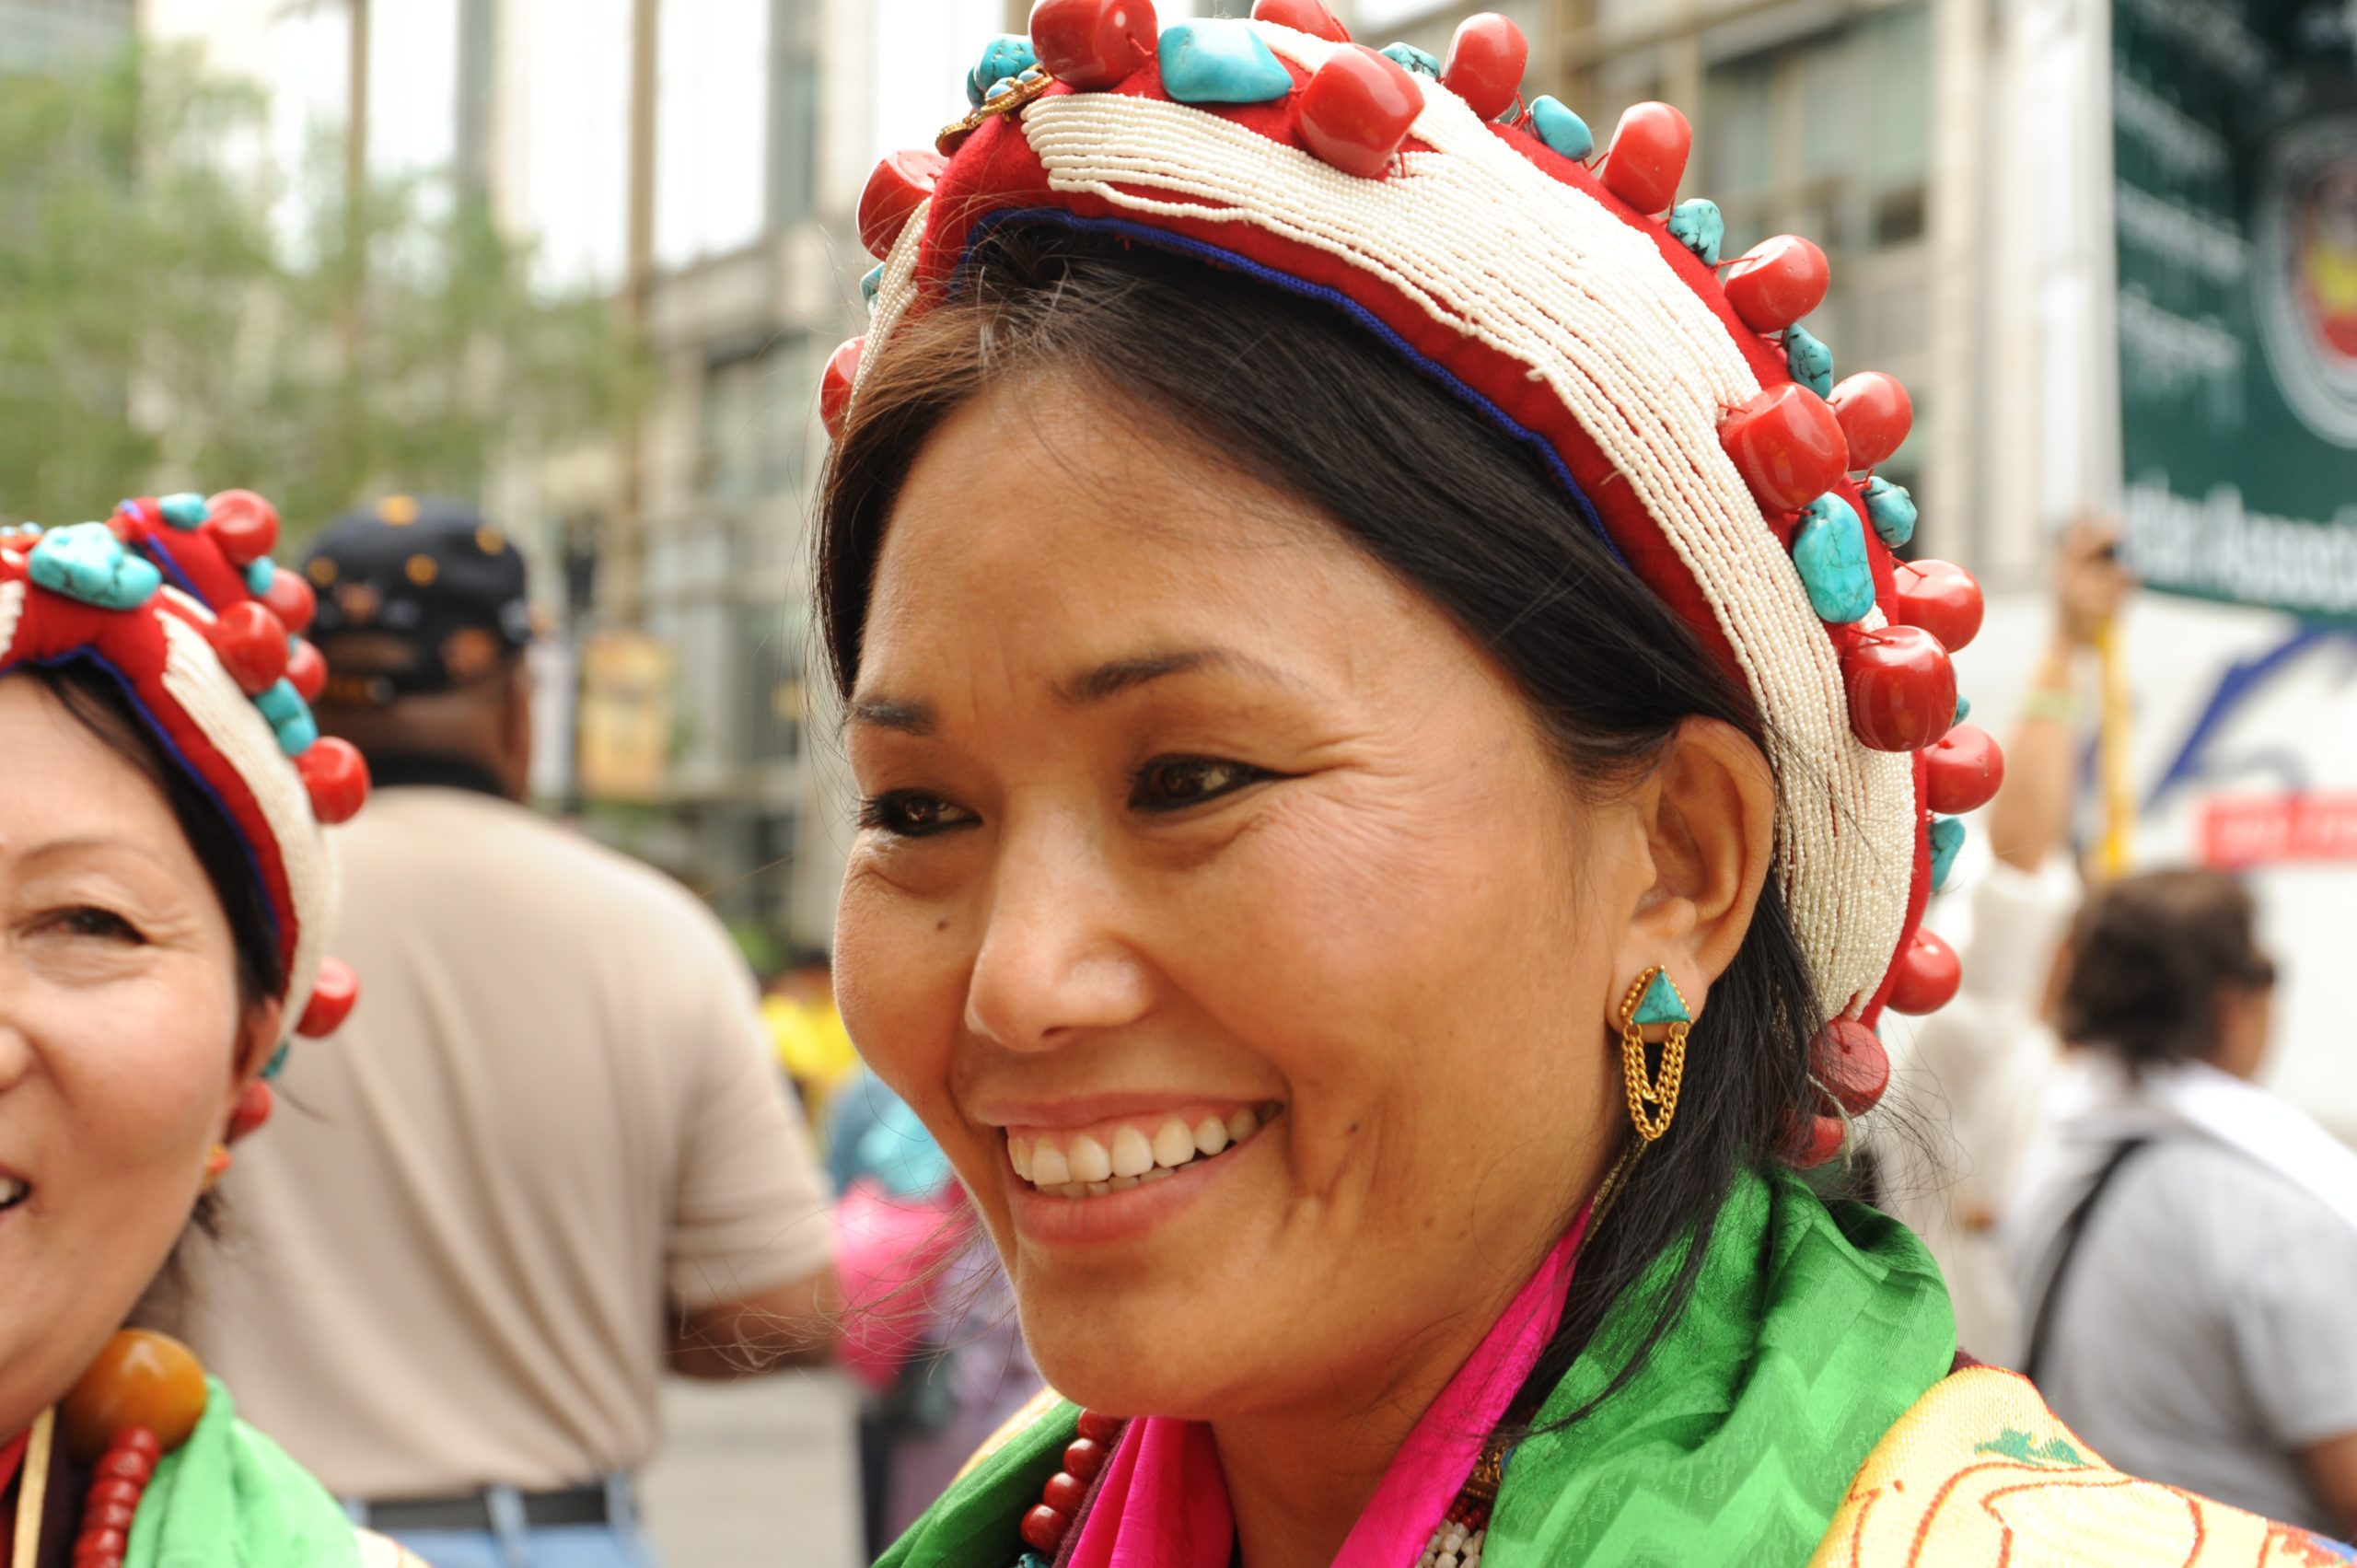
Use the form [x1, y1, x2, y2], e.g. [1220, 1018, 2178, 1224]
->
[1008, 1103, 1281, 1200]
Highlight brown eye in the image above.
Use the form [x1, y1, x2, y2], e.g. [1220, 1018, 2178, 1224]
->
[1129, 757, 1268, 813]
[857, 791, 976, 838]
[39, 907, 145, 943]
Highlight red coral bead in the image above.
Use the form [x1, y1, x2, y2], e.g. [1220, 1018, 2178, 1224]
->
[1250, 0, 1348, 41]
[81, 1501, 135, 1535]
[1296, 44, 1421, 179]
[1843, 624, 1956, 753]
[1924, 723, 2004, 815]
[1029, 0, 1158, 91]
[1440, 13, 1527, 122]
[1074, 1410, 1123, 1443]
[298, 956, 360, 1038]
[208, 602, 291, 695]
[1019, 1504, 1071, 1553]
[1723, 234, 1829, 333]
[108, 1428, 163, 1467]
[820, 337, 865, 442]
[1719, 384, 1849, 514]
[284, 637, 326, 703]
[1782, 1111, 1847, 1168]
[227, 1081, 273, 1143]
[1043, 1470, 1087, 1514]
[1598, 101, 1689, 215]
[1811, 1019, 1890, 1116]
[91, 1450, 152, 1484]
[204, 490, 279, 566]
[298, 736, 371, 826]
[1829, 371, 1912, 470]
[260, 568, 316, 637]
[83, 1481, 140, 1514]
[72, 1531, 129, 1560]
[857, 149, 946, 260]
[1062, 1437, 1107, 1481]
[1887, 927, 1962, 1016]
[1889, 559, 1984, 652]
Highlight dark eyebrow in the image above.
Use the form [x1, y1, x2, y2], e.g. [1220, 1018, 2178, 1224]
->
[849, 647, 1298, 738]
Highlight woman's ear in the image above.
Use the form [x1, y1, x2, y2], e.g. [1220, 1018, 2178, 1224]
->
[232, 998, 285, 1087]
[1612, 717, 1777, 1017]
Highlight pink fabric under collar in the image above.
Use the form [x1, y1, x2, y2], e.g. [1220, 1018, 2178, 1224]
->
[1067, 1205, 1589, 1568]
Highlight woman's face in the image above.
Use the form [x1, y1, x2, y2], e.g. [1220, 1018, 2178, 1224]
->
[0, 678, 265, 1434]
[838, 377, 1666, 1422]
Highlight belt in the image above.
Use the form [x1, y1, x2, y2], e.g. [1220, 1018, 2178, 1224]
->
[360, 1482, 617, 1532]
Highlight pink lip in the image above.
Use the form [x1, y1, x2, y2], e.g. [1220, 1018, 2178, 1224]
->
[971, 1089, 1274, 1132]
[1005, 1111, 1275, 1248]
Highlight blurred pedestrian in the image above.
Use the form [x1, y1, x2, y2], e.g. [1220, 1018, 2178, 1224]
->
[183, 497, 838, 1567]
[2005, 869, 2357, 1537]
[1875, 517, 2134, 1354]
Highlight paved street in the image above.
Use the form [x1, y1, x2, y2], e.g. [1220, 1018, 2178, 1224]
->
[644, 1370, 865, 1566]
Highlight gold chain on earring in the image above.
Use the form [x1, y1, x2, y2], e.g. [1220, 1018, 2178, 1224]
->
[1617, 965, 1693, 1144]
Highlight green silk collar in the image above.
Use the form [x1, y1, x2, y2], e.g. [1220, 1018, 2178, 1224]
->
[878, 1167, 1955, 1568]
[126, 1378, 359, 1568]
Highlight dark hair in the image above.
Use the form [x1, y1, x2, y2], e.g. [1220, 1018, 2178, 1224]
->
[2056, 867, 2271, 1072]
[817, 226, 1829, 1433]
[18, 658, 284, 1008]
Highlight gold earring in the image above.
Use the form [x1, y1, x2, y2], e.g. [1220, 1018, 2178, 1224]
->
[202, 1144, 231, 1192]
[1617, 965, 1692, 1144]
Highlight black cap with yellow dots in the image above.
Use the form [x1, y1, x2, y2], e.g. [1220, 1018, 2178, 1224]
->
[303, 495, 535, 708]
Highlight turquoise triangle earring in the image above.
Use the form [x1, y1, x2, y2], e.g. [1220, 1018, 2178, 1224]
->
[1616, 965, 1692, 1144]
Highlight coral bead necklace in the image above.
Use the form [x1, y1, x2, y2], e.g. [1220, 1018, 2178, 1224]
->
[8, 1330, 210, 1568]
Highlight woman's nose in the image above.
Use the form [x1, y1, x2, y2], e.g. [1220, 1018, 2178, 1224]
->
[962, 833, 1154, 1052]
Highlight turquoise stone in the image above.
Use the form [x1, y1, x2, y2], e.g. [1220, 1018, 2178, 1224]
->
[1631, 969, 1691, 1026]
[273, 708, 318, 756]
[1863, 476, 1916, 549]
[860, 263, 884, 307]
[158, 493, 207, 529]
[1527, 95, 1593, 160]
[1667, 198, 1724, 265]
[261, 1040, 292, 1080]
[983, 77, 1016, 101]
[1784, 324, 1834, 397]
[1381, 41, 1439, 78]
[966, 34, 1036, 109]
[245, 555, 275, 595]
[1930, 816, 1967, 892]
[1159, 20, 1293, 104]
[29, 521, 160, 610]
[255, 679, 306, 728]
[1954, 695, 1971, 726]
[1792, 494, 1875, 623]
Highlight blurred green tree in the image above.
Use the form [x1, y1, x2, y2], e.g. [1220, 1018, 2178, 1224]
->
[0, 47, 642, 535]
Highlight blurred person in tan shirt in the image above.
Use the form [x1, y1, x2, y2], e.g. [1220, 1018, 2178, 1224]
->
[185, 497, 838, 1568]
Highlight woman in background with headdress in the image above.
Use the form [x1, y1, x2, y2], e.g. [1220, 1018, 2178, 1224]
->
[0, 493, 410, 1566]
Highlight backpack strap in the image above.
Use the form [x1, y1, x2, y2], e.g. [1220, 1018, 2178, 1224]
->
[2021, 1137, 2153, 1386]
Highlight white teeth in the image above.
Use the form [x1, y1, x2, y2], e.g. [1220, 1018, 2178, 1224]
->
[1192, 1117, 1229, 1157]
[1226, 1107, 1258, 1143]
[1152, 1118, 1197, 1168]
[0, 1177, 24, 1206]
[1068, 1134, 1113, 1184]
[1030, 1144, 1071, 1186]
[1009, 1138, 1033, 1181]
[1109, 1126, 1155, 1179]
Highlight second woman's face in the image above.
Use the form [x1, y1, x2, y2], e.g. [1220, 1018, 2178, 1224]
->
[839, 378, 1643, 1423]
[0, 679, 260, 1436]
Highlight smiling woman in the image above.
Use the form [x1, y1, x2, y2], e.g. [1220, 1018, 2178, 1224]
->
[0, 497, 412, 1568]
[816, 9, 2357, 1568]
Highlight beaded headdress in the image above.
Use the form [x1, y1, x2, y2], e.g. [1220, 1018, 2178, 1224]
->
[825, 2, 2002, 1161]
[0, 492, 368, 1057]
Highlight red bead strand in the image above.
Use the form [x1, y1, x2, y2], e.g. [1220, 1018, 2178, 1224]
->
[72, 1427, 160, 1568]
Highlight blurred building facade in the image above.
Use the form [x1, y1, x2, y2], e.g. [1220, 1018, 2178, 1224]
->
[2, 0, 130, 67]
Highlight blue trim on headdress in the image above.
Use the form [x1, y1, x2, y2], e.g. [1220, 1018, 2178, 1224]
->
[138, 528, 209, 605]
[953, 208, 1627, 568]
[24, 649, 284, 954]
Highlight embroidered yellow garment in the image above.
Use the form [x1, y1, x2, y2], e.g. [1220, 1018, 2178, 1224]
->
[1811, 1366, 2356, 1567]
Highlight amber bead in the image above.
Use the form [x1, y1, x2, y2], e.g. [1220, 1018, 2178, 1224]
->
[62, 1334, 206, 1463]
